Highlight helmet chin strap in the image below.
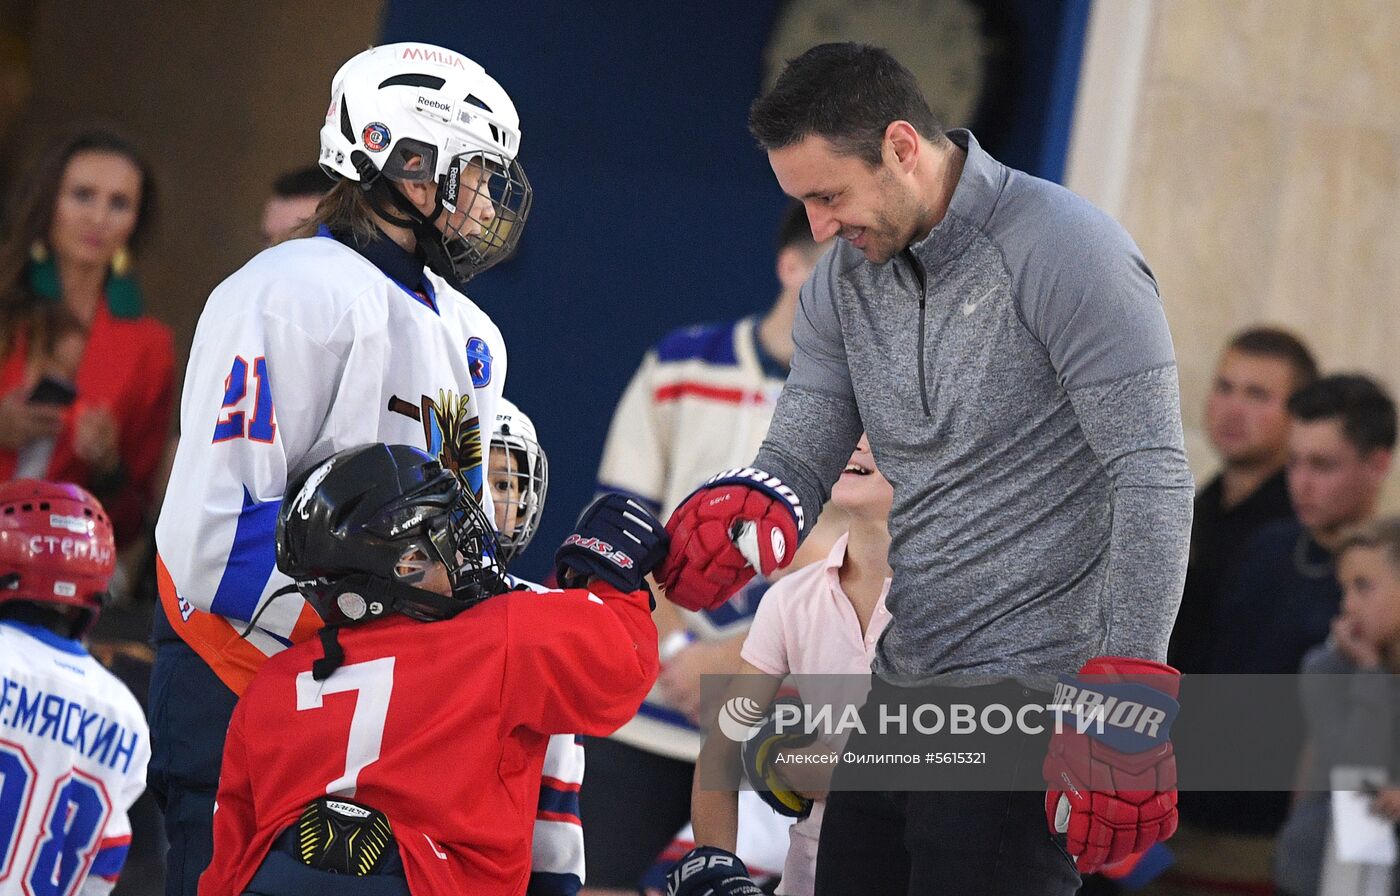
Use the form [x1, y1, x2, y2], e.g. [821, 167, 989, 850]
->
[352, 151, 456, 280]
[307, 574, 471, 681]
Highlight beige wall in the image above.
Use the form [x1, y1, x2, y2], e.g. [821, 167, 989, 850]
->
[10, 0, 383, 375]
[1072, 0, 1400, 510]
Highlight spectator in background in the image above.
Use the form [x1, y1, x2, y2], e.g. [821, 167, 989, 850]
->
[1203, 373, 1394, 672]
[584, 201, 840, 893]
[1158, 374, 1397, 896]
[260, 165, 329, 246]
[1275, 517, 1400, 896]
[0, 130, 175, 553]
[1170, 327, 1318, 672]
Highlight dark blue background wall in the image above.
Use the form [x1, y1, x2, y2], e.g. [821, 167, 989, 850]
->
[382, 0, 1089, 580]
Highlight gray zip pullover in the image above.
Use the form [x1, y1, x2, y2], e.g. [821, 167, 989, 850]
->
[753, 130, 1193, 680]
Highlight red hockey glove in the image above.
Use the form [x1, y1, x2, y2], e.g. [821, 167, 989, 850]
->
[1043, 656, 1180, 874]
[657, 467, 803, 611]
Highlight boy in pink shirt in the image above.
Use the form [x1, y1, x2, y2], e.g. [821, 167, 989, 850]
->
[678, 435, 893, 896]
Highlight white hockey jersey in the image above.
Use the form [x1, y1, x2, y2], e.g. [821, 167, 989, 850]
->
[154, 233, 506, 696]
[0, 619, 150, 896]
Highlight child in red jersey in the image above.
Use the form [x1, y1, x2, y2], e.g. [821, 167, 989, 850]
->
[200, 444, 664, 896]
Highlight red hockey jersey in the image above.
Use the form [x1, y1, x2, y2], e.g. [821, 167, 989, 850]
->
[199, 583, 658, 896]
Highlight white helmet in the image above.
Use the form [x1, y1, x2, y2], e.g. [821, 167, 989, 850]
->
[489, 398, 548, 563]
[319, 42, 532, 284]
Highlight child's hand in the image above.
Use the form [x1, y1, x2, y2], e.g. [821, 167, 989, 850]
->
[1332, 615, 1382, 669]
[1371, 787, 1400, 821]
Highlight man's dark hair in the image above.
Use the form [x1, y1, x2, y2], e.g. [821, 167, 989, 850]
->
[1288, 374, 1397, 453]
[273, 166, 332, 199]
[749, 43, 946, 166]
[1226, 326, 1319, 390]
[776, 201, 816, 253]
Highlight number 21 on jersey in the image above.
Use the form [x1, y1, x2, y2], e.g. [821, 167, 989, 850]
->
[212, 356, 277, 444]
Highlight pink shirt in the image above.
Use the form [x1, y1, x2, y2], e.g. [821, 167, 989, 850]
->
[739, 533, 891, 896]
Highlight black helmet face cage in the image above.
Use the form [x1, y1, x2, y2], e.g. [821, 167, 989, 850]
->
[437, 485, 509, 606]
[488, 441, 547, 564]
[288, 473, 507, 626]
[436, 150, 532, 284]
[365, 477, 507, 613]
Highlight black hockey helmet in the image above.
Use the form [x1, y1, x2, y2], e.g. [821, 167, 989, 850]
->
[276, 443, 507, 629]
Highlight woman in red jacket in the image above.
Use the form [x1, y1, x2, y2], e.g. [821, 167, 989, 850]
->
[0, 130, 174, 551]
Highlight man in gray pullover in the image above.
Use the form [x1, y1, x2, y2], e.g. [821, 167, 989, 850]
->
[658, 44, 1193, 896]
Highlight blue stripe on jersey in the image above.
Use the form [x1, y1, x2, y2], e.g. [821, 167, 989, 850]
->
[654, 321, 737, 365]
[699, 577, 769, 631]
[526, 871, 583, 896]
[592, 482, 661, 517]
[90, 842, 130, 878]
[538, 784, 581, 820]
[637, 699, 696, 731]
[0, 619, 87, 656]
[209, 488, 281, 623]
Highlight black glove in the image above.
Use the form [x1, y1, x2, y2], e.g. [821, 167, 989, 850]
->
[742, 696, 817, 819]
[665, 847, 762, 896]
[554, 493, 669, 593]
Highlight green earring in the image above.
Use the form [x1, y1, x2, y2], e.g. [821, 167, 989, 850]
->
[105, 246, 143, 319]
[27, 241, 61, 301]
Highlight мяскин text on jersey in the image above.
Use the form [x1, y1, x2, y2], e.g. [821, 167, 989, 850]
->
[0, 673, 143, 772]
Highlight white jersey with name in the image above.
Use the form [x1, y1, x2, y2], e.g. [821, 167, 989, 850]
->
[154, 234, 506, 695]
[0, 620, 150, 896]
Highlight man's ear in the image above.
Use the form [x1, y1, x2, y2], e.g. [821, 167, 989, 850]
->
[884, 120, 921, 174]
[1365, 447, 1394, 482]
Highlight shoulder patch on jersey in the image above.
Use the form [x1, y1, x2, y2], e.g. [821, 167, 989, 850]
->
[466, 337, 493, 387]
[654, 320, 739, 366]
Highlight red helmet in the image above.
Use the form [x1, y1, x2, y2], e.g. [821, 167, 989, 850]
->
[0, 480, 115, 636]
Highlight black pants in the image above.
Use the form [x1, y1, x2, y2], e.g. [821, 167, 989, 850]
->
[239, 827, 411, 896]
[814, 789, 1081, 896]
[813, 678, 1082, 896]
[146, 627, 239, 896]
